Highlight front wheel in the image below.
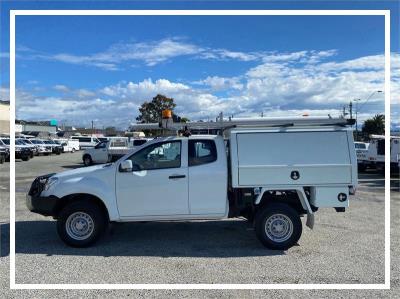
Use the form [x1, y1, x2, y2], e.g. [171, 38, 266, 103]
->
[57, 201, 106, 247]
[83, 155, 92, 166]
[255, 203, 302, 250]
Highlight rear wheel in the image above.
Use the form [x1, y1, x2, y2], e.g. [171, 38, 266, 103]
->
[255, 202, 302, 250]
[57, 201, 106, 247]
[83, 155, 92, 166]
[71, 148, 76, 153]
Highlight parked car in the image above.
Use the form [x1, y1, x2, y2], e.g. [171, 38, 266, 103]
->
[0, 139, 10, 162]
[1, 138, 31, 161]
[43, 140, 62, 155]
[54, 139, 79, 153]
[70, 136, 100, 149]
[30, 139, 52, 155]
[16, 139, 35, 158]
[26, 117, 357, 250]
[18, 138, 40, 156]
[0, 145, 7, 164]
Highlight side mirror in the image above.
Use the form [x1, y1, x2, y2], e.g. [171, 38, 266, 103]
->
[119, 160, 133, 172]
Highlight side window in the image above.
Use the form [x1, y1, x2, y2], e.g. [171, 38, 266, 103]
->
[133, 139, 147, 146]
[188, 140, 217, 167]
[95, 141, 107, 149]
[128, 141, 181, 170]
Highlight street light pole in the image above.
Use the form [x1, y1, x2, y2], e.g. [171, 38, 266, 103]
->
[353, 98, 361, 140]
[353, 90, 383, 140]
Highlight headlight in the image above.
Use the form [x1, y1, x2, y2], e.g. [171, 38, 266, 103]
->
[44, 177, 59, 191]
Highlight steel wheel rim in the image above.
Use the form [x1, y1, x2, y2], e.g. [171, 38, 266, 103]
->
[265, 213, 293, 243]
[65, 212, 94, 240]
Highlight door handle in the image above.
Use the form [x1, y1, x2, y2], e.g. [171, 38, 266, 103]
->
[169, 174, 186, 179]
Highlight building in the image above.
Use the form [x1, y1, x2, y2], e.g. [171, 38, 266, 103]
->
[16, 120, 57, 135]
[0, 100, 10, 135]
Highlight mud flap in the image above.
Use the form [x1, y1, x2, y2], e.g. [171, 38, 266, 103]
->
[306, 212, 314, 229]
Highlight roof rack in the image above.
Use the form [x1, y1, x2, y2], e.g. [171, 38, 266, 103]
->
[130, 116, 355, 132]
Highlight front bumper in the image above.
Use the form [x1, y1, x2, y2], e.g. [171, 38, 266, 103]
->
[26, 193, 59, 216]
[26, 173, 58, 216]
[16, 150, 30, 159]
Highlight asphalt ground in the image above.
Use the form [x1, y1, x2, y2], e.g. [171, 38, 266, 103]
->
[0, 152, 399, 298]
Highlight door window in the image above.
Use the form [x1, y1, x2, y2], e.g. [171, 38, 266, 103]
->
[188, 140, 217, 166]
[128, 141, 181, 170]
[95, 141, 107, 149]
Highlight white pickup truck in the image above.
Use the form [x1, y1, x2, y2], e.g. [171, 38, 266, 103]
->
[82, 138, 150, 166]
[26, 117, 357, 250]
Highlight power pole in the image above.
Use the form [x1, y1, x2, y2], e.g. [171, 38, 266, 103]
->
[349, 101, 353, 119]
[91, 120, 94, 136]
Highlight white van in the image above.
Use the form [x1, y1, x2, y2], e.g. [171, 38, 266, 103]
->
[366, 135, 400, 170]
[70, 136, 100, 149]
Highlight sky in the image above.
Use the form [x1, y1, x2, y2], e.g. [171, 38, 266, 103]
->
[0, 1, 399, 130]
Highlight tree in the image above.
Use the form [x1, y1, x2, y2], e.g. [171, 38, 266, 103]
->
[136, 94, 176, 123]
[362, 114, 385, 136]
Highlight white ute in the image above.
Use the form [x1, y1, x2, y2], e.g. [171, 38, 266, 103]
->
[82, 138, 149, 166]
[26, 116, 357, 250]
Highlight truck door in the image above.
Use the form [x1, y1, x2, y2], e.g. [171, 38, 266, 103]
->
[116, 140, 189, 217]
[188, 139, 227, 216]
[93, 141, 109, 163]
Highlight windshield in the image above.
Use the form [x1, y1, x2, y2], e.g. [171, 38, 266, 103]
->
[22, 139, 33, 144]
[43, 140, 52, 144]
[355, 143, 366, 149]
[2, 139, 10, 145]
[16, 139, 25, 145]
[31, 140, 43, 144]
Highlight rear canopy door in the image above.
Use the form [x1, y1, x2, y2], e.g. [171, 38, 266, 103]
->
[236, 131, 352, 186]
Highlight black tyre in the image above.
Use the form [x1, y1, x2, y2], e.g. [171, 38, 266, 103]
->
[71, 148, 75, 153]
[0, 155, 4, 164]
[22, 156, 30, 161]
[83, 154, 92, 166]
[255, 202, 302, 250]
[57, 201, 107, 247]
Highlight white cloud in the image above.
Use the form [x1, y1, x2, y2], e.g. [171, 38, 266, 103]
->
[76, 89, 96, 98]
[12, 51, 400, 129]
[19, 38, 268, 70]
[193, 76, 244, 91]
[53, 84, 70, 92]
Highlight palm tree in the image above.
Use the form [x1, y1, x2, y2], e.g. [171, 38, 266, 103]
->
[362, 114, 385, 136]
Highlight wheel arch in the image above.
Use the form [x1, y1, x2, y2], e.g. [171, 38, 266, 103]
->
[255, 187, 314, 229]
[53, 193, 110, 221]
